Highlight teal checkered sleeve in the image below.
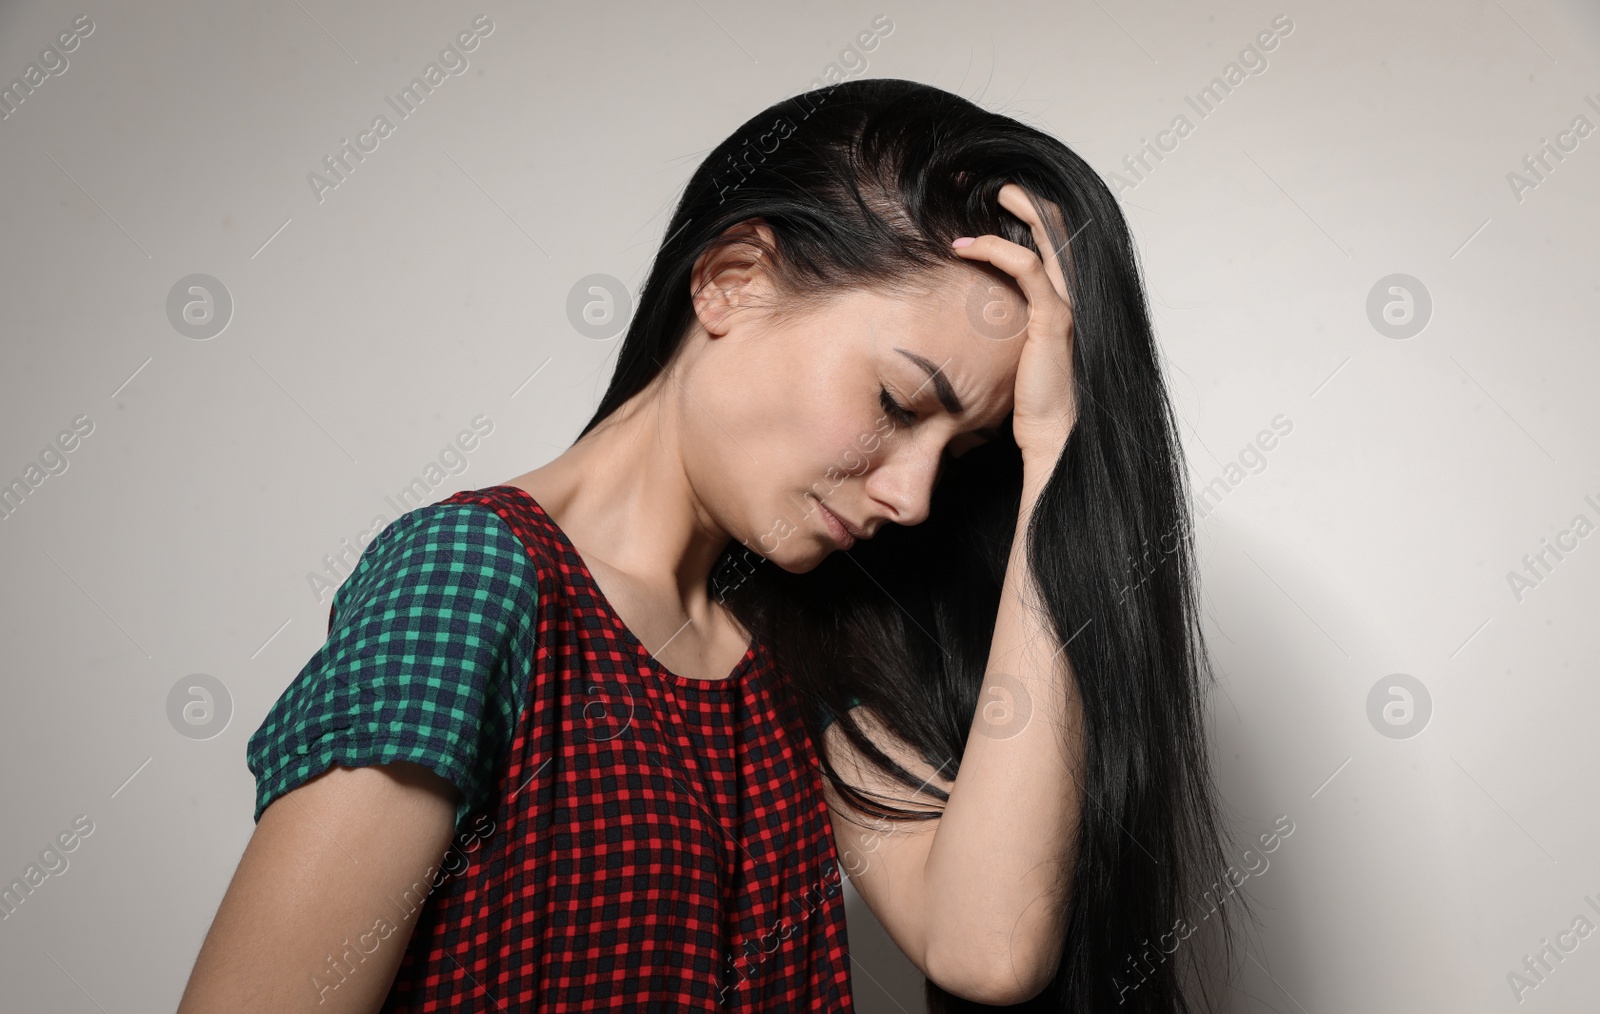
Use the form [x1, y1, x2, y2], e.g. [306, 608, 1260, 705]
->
[246, 501, 539, 833]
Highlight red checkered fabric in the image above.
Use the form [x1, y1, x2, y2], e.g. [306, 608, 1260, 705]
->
[378, 484, 854, 1011]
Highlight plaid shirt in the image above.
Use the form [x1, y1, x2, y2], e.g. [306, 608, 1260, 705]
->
[247, 485, 853, 1011]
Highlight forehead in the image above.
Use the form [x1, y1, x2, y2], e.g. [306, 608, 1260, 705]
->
[859, 263, 1029, 375]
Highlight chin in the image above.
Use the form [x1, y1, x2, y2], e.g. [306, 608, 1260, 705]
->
[791, 551, 831, 574]
[765, 541, 828, 575]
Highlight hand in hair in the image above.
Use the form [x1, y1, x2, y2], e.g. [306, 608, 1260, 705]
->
[951, 183, 1078, 464]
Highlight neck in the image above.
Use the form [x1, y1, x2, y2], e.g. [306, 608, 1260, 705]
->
[513, 382, 734, 620]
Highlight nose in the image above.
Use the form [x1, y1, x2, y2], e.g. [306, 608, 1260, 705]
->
[863, 437, 944, 528]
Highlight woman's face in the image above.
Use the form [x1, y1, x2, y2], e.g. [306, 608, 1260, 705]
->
[682, 251, 1029, 572]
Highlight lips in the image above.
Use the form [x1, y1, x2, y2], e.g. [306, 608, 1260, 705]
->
[832, 508, 868, 541]
[811, 495, 867, 549]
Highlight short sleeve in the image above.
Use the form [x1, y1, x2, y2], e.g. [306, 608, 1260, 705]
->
[818, 693, 864, 731]
[246, 501, 539, 834]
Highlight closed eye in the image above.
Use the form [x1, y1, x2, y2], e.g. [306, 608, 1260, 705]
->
[879, 387, 917, 426]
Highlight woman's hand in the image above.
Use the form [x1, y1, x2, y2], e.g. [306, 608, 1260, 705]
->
[950, 182, 1079, 466]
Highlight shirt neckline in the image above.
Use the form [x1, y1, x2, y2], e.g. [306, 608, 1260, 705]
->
[486, 483, 760, 690]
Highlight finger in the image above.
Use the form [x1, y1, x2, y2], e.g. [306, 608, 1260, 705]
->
[996, 184, 1072, 306]
[952, 235, 1073, 339]
[996, 183, 1073, 308]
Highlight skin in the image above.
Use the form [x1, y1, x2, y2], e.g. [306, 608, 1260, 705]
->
[502, 217, 1028, 685]
[824, 185, 1084, 1005]
[502, 185, 1081, 1003]
[177, 761, 462, 1013]
[179, 184, 1077, 1010]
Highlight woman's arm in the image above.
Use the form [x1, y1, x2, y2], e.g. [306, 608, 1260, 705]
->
[925, 184, 1084, 1001]
[825, 184, 1084, 1003]
[920, 456, 1082, 1002]
[177, 761, 460, 1014]
[820, 707, 951, 990]
[822, 454, 1081, 1007]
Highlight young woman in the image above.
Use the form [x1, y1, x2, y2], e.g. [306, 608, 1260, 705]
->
[179, 78, 1246, 1012]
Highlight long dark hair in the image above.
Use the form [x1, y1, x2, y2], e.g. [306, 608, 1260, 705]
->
[576, 78, 1252, 1013]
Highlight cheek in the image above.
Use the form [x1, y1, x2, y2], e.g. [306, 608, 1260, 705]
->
[820, 402, 899, 484]
[734, 342, 889, 501]
[777, 378, 877, 480]
[836, 426, 879, 475]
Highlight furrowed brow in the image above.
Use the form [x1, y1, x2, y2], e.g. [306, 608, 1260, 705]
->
[894, 347, 1002, 441]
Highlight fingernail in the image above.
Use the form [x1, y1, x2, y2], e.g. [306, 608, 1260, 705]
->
[951, 237, 975, 248]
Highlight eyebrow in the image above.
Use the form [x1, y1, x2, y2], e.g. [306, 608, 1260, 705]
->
[894, 347, 1004, 441]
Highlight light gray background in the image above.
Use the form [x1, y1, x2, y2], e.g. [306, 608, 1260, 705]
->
[2, 1, 1598, 1011]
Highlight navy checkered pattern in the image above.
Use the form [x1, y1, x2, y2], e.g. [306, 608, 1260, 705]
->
[246, 486, 854, 1010]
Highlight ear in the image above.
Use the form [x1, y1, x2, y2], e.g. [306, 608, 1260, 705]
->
[691, 277, 741, 337]
[690, 218, 779, 337]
